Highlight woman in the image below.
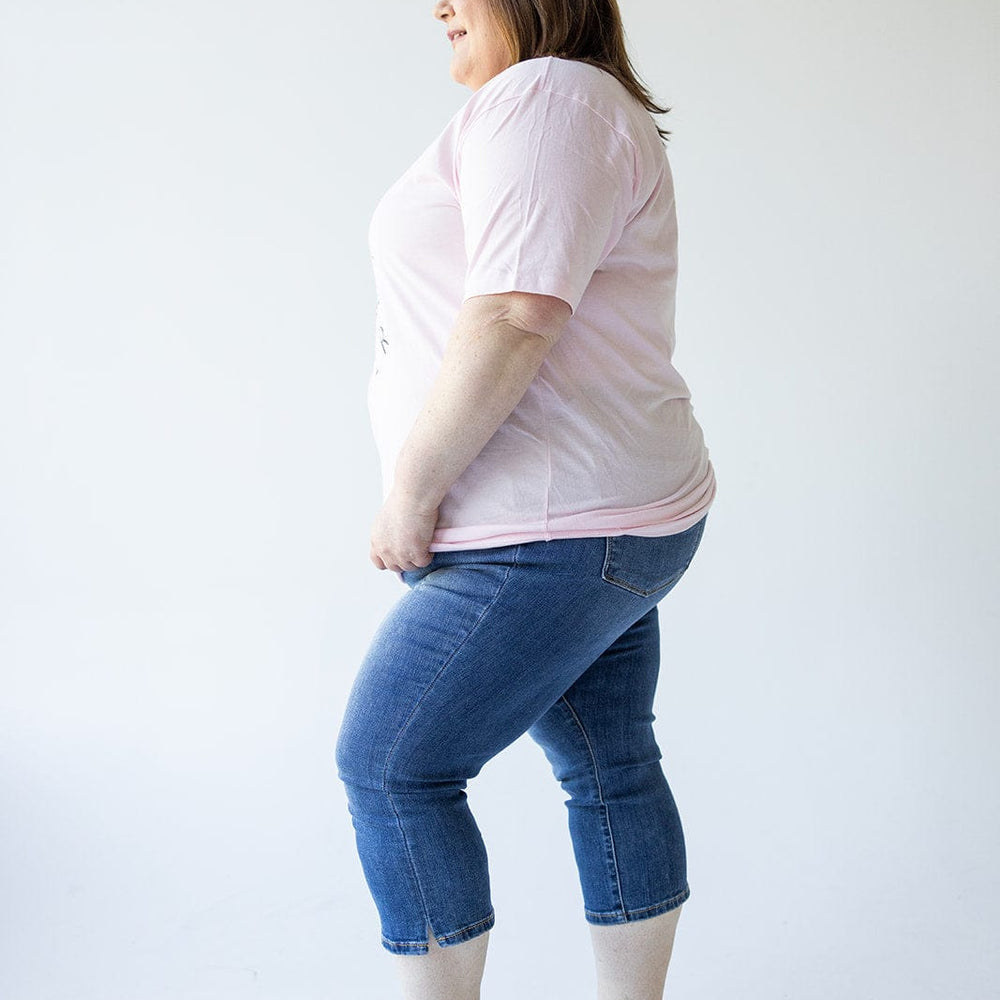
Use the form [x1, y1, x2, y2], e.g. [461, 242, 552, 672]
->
[335, 1, 716, 997]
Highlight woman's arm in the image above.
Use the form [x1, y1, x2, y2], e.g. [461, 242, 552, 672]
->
[369, 290, 571, 573]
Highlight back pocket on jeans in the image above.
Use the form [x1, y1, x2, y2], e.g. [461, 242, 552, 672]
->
[601, 518, 706, 597]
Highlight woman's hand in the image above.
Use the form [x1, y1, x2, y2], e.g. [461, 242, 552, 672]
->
[369, 488, 439, 572]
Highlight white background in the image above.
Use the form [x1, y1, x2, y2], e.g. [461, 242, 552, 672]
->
[1, 1, 997, 997]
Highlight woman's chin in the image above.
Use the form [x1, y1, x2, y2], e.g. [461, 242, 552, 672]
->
[450, 66, 472, 88]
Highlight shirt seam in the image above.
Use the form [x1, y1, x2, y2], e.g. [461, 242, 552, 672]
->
[539, 379, 554, 540]
[454, 82, 644, 239]
[456, 74, 640, 167]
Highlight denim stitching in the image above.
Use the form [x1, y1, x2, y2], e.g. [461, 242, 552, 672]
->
[381, 935, 430, 955]
[602, 526, 706, 597]
[381, 909, 496, 954]
[602, 536, 686, 597]
[436, 910, 496, 944]
[379, 549, 521, 942]
[557, 694, 626, 915]
[584, 884, 690, 923]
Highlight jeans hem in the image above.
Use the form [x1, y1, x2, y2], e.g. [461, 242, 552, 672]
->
[584, 884, 690, 925]
[380, 909, 496, 955]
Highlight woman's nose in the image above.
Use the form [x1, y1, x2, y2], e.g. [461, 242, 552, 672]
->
[433, 2, 453, 22]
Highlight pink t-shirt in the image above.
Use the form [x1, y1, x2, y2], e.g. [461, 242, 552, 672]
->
[368, 56, 716, 551]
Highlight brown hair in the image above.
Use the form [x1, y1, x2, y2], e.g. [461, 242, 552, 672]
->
[487, 0, 672, 141]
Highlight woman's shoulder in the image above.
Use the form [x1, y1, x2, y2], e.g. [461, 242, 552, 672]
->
[460, 57, 647, 140]
[478, 56, 625, 106]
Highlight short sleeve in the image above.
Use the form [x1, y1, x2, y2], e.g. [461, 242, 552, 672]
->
[456, 88, 637, 313]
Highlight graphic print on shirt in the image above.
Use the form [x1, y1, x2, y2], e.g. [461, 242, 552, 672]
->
[374, 298, 388, 375]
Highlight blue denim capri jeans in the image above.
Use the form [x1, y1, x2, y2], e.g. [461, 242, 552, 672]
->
[335, 514, 707, 955]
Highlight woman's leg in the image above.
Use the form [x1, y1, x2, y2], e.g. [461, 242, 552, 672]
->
[335, 520, 705, 995]
[334, 537, 660, 954]
[393, 927, 490, 1000]
[528, 606, 690, 924]
[589, 908, 682, 1000]
[528, 594, 696, 998]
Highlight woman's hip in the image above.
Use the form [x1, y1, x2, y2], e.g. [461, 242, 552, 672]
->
[335, 517, 707, 786]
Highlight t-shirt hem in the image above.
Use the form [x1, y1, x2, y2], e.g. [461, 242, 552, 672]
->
[427, 476, 716, 552]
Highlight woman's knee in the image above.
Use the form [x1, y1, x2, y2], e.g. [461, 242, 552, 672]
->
[335, 710, 465, 795]
[334, 709, 387, 791]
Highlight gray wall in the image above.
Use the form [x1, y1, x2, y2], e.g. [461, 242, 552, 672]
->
[1, 1, 997, 997]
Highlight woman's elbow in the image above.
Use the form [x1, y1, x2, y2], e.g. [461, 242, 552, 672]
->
[465, 291, 572, 346]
